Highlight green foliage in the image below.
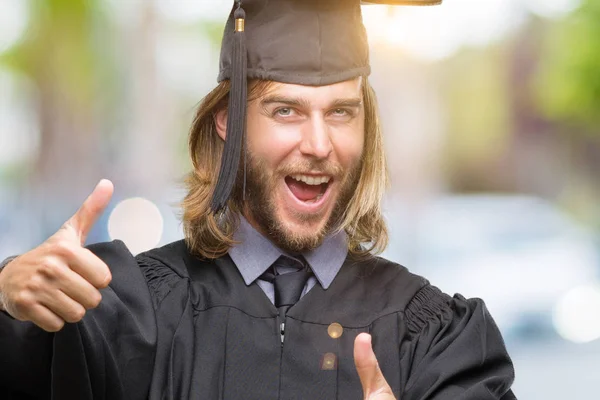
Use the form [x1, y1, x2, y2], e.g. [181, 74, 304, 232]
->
[441, 44, 512, 165]
[535, 0, 600, 130]
[0, 0, 111, 109]
[201, 20, 227, 48]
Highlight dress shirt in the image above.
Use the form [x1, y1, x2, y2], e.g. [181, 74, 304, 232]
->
[228, 217, 348, 304]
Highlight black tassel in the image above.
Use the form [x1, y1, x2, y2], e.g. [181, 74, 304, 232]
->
[211, 2, 247, 213]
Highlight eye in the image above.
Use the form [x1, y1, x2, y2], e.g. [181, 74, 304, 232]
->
[275, 107, 294, 117]
[329, 108, 354, 119]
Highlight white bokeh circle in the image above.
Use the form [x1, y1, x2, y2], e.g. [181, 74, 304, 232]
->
[108, 197, 164, 255]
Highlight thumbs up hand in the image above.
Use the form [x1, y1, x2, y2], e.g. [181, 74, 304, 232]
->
[0, 180, 114, 332]
[354, 333, 396, 400]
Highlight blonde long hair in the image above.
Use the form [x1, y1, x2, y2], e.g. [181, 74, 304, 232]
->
[181, 79, 389, 259]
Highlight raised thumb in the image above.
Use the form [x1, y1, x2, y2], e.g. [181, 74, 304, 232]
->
[64, 179, 114, 245]
[354, 333, 395, 400]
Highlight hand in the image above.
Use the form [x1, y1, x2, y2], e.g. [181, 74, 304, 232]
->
[0, 180, 114, 332]
[354, 333, 396, 400]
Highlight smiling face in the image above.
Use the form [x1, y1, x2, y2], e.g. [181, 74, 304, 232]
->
[216, 78, 365, 252]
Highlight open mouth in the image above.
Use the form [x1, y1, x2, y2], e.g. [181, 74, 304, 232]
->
[284, 174, 331, 203]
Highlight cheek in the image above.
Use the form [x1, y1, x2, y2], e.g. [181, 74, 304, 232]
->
[246, 116, 299, 165]
[331, 125, 365, 168]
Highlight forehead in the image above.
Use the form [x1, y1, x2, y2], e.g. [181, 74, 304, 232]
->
[257, 77, 363, 103]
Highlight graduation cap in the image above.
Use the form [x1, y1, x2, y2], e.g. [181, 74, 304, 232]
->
[211, 0, 442, 213]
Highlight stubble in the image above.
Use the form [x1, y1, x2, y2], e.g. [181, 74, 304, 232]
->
[234, 153, 361, 253]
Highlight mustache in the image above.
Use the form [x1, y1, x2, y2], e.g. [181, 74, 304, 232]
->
[276, 160, 343, 179]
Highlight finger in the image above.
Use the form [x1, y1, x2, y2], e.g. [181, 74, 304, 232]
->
[67, 247, 112, 289]
[354, 333, 393, 398]
[58, 266, 104, 310]
[355, 333, 379, 394]
[27, 303, 65, 332]
[38, 288, 86, 324]
[66, 179, 114, 245]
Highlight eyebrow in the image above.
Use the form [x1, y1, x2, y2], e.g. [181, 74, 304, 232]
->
[260, 95, 363, 110]
[330, 98, 363, 109]
[261, 95, 311, 110]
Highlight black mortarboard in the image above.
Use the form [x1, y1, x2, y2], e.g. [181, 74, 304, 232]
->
[211, 0, 442, 213]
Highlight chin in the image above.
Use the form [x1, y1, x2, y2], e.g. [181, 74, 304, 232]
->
[271, 210, 332, 253]
[284, 215, 328, 235]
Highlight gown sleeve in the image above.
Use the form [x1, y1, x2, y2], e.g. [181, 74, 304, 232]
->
[0, 240, 160, 400]
[0, 312, 53, 399]
[400, 285, 517, 400]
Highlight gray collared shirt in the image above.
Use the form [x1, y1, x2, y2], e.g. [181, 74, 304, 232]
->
[228, 218, 348, 304]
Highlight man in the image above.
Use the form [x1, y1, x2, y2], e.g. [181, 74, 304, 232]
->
[0, 0, 516, 399]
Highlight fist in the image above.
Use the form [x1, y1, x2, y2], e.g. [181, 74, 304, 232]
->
[0, 180, 114, 332]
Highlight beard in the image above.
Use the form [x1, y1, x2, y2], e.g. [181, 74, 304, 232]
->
[233, 153, 361, 254]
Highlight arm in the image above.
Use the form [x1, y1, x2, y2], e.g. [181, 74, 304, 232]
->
[0, 243, 157, 400]
[50, 240, 157, 400]
[0, 180, 155, 399]
[1, 255, 54, 399]
[401, 287, 515, 399]
[0, 303, 54, 399]
[353, 286, 516, 400]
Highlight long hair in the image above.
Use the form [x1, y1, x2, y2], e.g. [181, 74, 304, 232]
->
[181, 79, 389, 259]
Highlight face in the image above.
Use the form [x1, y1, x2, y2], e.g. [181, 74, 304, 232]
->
[218, 78, 365, 253]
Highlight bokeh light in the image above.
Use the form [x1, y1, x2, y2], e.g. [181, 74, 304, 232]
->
[108, 197, 164, 255]
[0, 0, 29, 53]
[362, 1, 526, 61]
[526, 0, 581, 18]
[362, 0, 581, 62]
[153, 0, 230, 23]
[553, 284, 600, 343]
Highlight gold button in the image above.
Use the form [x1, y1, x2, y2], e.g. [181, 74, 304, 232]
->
[327, 322, 343, 339]
[321, 352, 337, 370]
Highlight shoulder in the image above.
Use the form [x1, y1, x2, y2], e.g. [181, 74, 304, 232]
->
[136, 240, 190, 277]
[385, 262, 516, 398]
[89, 239, 196, 309]
[346, 255, 432, 302]
[134, 240, 197, 308]
[333, 255, 447, 324]
[345, 255, 428, 292]
[87, 239, 191, 278]
[349, 255, 481, 333]
[87, 239, 136, 264]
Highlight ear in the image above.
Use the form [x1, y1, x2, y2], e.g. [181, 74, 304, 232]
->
[214, 108, 228, 141]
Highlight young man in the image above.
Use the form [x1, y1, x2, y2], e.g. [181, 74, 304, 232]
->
[0, 1, 516, 399]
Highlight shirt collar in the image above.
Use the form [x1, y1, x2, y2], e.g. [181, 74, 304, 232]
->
[228, 217, 348, 290]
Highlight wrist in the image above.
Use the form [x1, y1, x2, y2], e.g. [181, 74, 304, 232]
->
[0, 256, 18, 313]
[0, 255, 18, 275]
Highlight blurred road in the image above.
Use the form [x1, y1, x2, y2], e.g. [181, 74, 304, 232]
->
[510, 338, 600, 399]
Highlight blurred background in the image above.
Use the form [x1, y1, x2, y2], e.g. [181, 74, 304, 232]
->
[1, 0, 599, 397]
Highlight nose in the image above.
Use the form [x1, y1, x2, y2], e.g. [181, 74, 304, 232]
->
[299, 116, 333, 160]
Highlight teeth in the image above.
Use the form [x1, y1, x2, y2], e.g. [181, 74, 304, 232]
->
[290, 174, 331, 185]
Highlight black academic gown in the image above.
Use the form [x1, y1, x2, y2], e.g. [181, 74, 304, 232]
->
[0, 240, 516, 399]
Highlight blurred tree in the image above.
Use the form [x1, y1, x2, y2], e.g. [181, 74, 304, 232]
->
[535, 0, 600, 132]
[532, 1, 600, 226]
[0, 0, 233, 243]
[438, 43, 514, 193]
[0, 0, 116, 239]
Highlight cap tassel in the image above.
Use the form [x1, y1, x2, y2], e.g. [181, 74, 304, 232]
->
[211, 2, 247, 213]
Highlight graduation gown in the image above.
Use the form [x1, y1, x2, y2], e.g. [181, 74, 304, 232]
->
[0, 240, 516, 399]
